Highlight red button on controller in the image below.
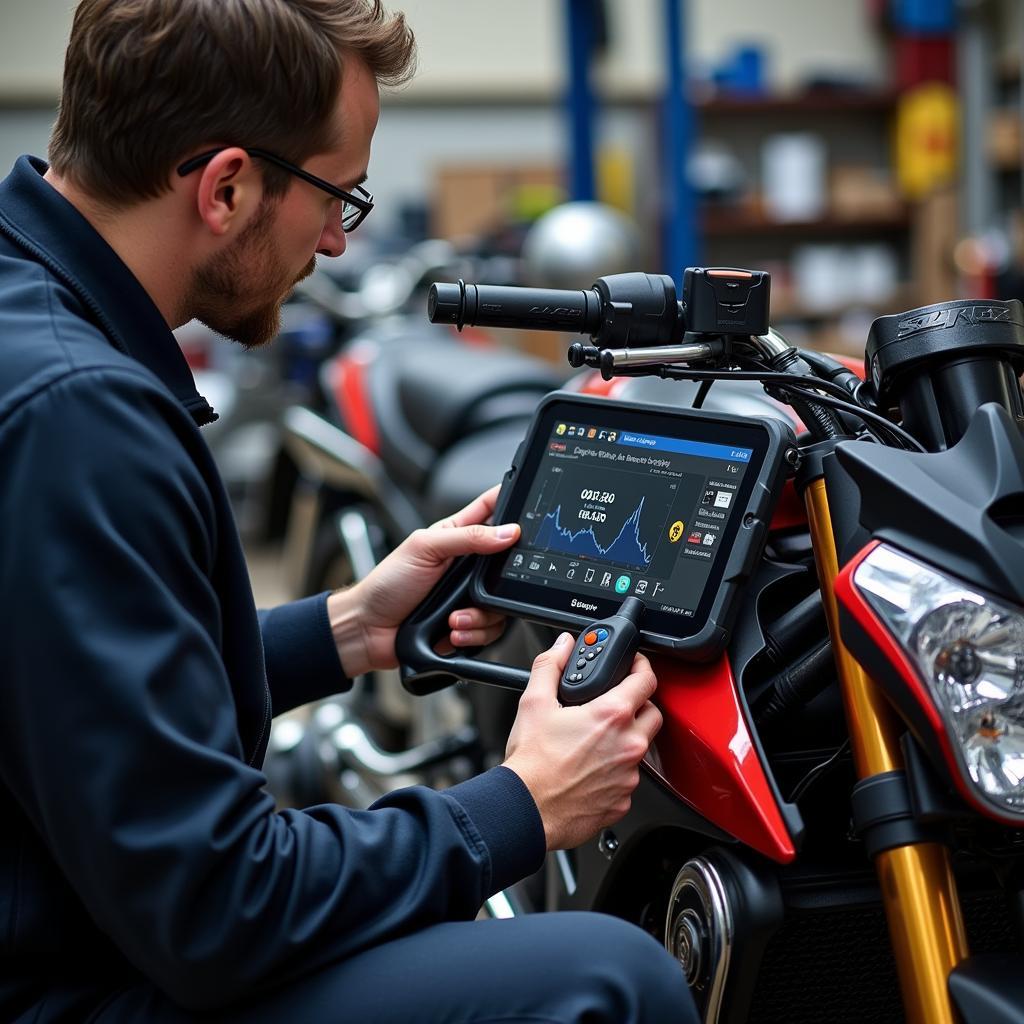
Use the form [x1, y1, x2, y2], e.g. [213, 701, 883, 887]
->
[584, 631, 598, 646]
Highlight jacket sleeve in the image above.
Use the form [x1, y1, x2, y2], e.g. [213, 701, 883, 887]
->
[258, 594, 353, 714]
[0, 368, 545, 1011]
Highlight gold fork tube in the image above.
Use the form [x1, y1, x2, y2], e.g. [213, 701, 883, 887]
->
[804, 478, 968, 1024]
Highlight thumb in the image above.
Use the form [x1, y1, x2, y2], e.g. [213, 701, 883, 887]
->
[416, 521, 520, 564]
[525, 632, 575, 700]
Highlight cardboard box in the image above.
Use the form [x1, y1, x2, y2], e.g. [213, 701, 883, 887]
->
[830, 165, 904, 219]
[988, 110, 1022, 170]
[432, 164, 562, 241]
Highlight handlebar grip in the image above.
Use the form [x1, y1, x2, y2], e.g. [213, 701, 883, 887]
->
[396, 556, 531, 696]
[428, 281, 603, 335]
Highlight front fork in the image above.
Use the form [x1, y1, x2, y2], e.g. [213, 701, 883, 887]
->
[804, 478, 969, 1024]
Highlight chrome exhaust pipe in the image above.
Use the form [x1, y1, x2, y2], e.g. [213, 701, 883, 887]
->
[330, 713, 478, 778]
[482, 891, 517, 919]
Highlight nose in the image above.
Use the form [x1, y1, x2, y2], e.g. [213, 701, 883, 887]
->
[316, 214, 347, 259]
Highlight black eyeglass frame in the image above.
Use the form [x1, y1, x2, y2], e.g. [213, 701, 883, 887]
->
[176, 146, 374, 232]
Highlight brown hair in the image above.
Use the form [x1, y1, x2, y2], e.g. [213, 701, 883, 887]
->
[48, 0, 415, 205]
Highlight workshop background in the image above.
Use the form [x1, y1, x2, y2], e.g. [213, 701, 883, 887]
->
[3, 1, 1022, 347]
[0, 0, 1021, 576]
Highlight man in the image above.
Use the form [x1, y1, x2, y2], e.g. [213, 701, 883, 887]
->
[0, 1, 695, 1021]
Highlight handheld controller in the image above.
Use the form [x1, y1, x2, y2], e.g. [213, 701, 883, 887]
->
[558, 597, 645, 706]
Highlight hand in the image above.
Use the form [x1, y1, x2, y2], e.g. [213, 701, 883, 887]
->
[502, 633, 662, 851]
[326, 486, 520, 678]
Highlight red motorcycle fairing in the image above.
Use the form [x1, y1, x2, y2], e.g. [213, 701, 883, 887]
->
[566, 368, 634, 399]
[326, 325, 497, 458]
[835, 539, 1022, 827]
[648, 652, 798, 863]
[768, 478, 806, 532]
[446, 323, 496, 348]
[328, 341, 381, 455]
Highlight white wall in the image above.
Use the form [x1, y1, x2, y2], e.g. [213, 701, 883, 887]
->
[0, 0, 887, 101]
[0, 0, 75, 100]
[397, 0, 886, 97]
[0, 0, 888, 231]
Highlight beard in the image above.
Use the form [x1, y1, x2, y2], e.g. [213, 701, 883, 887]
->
[187, 196, 317, 350]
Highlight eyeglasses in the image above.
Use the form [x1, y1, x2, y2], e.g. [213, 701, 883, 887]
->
[176, 146, 374, 233]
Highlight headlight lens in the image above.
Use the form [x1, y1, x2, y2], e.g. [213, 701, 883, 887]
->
[853, 544, 1024, 816]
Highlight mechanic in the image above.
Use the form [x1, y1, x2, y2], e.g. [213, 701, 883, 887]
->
[0, 1, 697, 1021]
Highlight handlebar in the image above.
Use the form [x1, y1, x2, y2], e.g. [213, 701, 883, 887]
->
[429, 281, 603, 335]
[429, 272, 686, 348]
[428, 269, 772, 348]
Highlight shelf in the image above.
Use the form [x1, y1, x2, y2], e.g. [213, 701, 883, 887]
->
[382, 86, 898, 113]
[771, 288, 917, 322]
[701, 206, 911, 238]
[695, 90, 898, 115]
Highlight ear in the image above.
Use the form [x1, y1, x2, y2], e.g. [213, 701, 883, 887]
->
[192, 147, 263, 237]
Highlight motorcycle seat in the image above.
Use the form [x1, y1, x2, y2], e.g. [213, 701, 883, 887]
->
[393, 344, 561, 448]
[425, 418, 533, 522]
[365, 337, 563, 491]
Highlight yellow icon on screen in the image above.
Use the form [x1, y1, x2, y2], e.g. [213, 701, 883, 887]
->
[668, 520, 685, 543]
[556, 423, 566, 435]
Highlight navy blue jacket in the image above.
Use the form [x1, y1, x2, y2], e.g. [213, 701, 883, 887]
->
[0, 156, 544, 1019]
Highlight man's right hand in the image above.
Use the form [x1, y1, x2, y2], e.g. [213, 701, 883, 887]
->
[502, 633, 663, 851]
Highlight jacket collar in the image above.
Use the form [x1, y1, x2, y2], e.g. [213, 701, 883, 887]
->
[0, 155, 217, 425]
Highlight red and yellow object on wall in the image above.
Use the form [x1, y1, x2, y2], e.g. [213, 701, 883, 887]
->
[895, 82, 958, 200]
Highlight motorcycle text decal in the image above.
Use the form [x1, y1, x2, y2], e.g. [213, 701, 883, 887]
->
[897, 303, 1019, 339]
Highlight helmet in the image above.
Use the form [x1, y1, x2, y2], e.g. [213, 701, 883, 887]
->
[520, 201, 640, 290]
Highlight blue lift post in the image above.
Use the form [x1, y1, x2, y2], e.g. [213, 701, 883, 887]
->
[565, 0, 596, 202]
[564, 0, 697, 282]
[662, 0, 698, 287]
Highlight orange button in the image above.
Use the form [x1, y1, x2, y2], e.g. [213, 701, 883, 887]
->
[584, 631, 598, 645]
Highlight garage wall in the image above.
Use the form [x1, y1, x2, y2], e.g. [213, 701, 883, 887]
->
[0, 1, 886, 99]
[0, 0, 887, 231]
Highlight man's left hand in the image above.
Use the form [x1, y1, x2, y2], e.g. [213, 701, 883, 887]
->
[326, 485, 519, 678]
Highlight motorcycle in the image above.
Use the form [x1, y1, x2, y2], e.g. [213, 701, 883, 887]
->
[393, 267, 1024, 1024]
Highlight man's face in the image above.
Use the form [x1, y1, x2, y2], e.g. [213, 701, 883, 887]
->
[188, 57, 380, 348]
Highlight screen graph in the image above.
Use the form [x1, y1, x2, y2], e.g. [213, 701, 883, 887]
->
[532, 498, 652, 568]
[525, 464, 676, 572]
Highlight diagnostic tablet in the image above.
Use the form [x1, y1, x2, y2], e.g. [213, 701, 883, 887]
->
[473, 392, 795, 658]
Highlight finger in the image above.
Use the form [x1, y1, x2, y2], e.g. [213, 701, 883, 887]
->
[450, 622, 507, 648]
[525, 632, 574, 699]
[434, 484, 502, 530]
[448, 607, 505, 632]
[415, 520, 520, 564]
[635, 701, 664, 744]
[598, 653, 657, 711]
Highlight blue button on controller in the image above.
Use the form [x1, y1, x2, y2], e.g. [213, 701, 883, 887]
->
[596, 628, 609, 642]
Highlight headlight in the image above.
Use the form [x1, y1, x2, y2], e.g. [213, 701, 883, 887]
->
[852, 544, 1024, 817]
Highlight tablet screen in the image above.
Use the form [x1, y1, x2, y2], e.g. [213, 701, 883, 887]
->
[478, 397, 780, 647]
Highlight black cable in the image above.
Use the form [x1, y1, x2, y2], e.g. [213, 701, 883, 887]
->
[660, 365, 857, 402]
[647, 366, 926, 452]
[787, 739, 852, 803]
[692, 379, 713, 409]
[766, 348, 846, 440]
[775, 386, 926, 452]
[754, 640, 835, 730]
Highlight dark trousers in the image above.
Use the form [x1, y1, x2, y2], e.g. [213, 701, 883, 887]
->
[87, 913, 697, 1024]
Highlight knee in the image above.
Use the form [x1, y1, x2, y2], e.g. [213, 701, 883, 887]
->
[554, 912, 696, 1024]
